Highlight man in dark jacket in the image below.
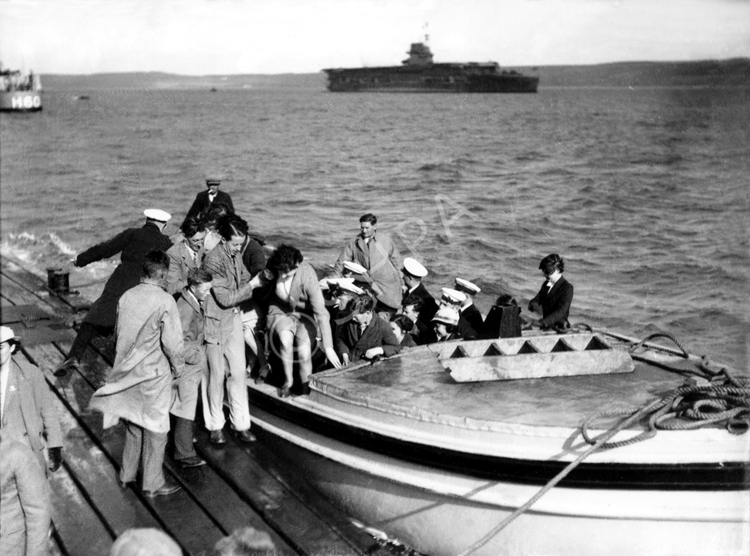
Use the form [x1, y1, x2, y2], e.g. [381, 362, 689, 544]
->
[337, 296, 401, 364]
[184, 177, 235, 223]
[55, 209, 173, 376]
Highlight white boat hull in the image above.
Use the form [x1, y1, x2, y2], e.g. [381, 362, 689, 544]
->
[251, 400, 749, 556]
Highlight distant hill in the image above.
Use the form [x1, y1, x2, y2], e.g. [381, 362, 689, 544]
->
[519, 58, 750, 88]
[42, 59, 750, 91]
[42, 72, 325, 91]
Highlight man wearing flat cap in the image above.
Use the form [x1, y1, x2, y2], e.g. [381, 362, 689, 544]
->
[454, 278, 483, 336]
[1, 326, 64, 475]
[401, 257, 438, 325]
[184, 177, 235, 223]
[55, 209, 173, 376]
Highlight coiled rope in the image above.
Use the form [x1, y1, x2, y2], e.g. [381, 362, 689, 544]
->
[455, 332, 750, 556]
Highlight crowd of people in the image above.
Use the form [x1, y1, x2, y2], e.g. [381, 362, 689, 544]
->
[0, 175, 575, 555]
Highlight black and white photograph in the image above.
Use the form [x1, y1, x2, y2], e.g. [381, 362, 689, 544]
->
[1, 1, 748, 555]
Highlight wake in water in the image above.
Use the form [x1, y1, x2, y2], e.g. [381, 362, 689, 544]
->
[1, 232, 115, 297]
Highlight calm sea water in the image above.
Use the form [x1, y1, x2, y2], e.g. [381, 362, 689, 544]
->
[1, 86, 748, 369]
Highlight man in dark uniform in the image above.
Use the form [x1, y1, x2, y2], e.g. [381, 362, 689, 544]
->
[400, 257, 438, 325]
[184, 177, 235, 223]
[55, 209, 173, 376]
[437, 288, 477, 341]
[454, 278, 484, 336]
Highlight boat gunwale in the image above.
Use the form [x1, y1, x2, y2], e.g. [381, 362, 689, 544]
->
[247, 384, 749, 491]
[251, 401, 750, 522]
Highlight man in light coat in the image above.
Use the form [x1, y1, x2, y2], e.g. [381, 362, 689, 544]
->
[0, 431, 50, 556]
[334, 213, 403, 319]
[0, 326, 63, 475]
[90, 250, 186, 498]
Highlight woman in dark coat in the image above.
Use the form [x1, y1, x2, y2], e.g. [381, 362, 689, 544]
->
[55, 211, 172, 376]
[527, 253, 574, 331]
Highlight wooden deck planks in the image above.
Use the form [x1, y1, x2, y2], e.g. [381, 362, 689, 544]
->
[1, 254, 386, 556]
[47, 464, 115, 555]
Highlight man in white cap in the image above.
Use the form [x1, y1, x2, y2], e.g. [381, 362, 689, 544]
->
[401, 257, 438, 325]
[454, 278, 483, 336]
[438, 288, 477, 341]
[334, 213, 403, 319]
[184, 176, 235, 223]
[1, 326, 64, 475]
[55, 209, 173, 376]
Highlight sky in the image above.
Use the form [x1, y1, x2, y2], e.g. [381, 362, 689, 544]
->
[1, 0, 749, 75]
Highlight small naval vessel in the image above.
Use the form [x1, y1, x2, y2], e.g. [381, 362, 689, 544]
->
[0, 66, 42, 111]
[323, 42, 539, 93]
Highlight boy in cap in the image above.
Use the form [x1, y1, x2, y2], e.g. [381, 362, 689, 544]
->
[184, 176, 235, 223]
[454, 278, 483, 335]
[1, 326, 64, 475]
[55, 208, 173, 376]
[171, 268, 213, 468]
[401, 257, 438, 325]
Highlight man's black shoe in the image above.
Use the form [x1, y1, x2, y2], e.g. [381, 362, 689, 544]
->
[144, 480, 181, 498]
[178, 456, 206, 468]
[233, 429, 257, 443]
[210, 430, 226, 444]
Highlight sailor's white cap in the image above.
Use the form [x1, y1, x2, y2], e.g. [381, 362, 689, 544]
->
[431, 307, 459, 326]
[0, 325, 19, 344]
[331, 278, 365, 295]
[440, 287, 466, 305]
[144, 209, 172, 222]
[343, 261, 368, 275]
[402, 257, 428, 278]
[454, 278, 481, 295]
[318, 278, 330, 291]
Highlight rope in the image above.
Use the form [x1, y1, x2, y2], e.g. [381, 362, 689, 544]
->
[629, 332, 690, 358]
[455, 332, 750, 556]
[455, 398, 663, 556]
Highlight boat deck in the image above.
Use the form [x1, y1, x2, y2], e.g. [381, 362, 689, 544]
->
[0, 255, 394, 556]
[313, 342, 702, 430]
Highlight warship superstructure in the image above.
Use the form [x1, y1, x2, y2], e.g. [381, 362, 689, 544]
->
[323, 42, 539, 93]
